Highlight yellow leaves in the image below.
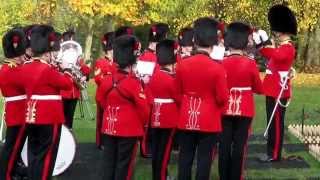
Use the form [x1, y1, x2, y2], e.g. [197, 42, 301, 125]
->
[67, 0, 147, 25]
[287, 0, 320, 32]
[292, 73, 320, 87]
[0, 0, 36, 35]
[67, 0, 105, 16]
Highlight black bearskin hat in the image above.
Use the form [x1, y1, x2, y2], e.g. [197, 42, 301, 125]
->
[30, 25, 55, 55]
[23, 24, 37, 48]
[115, 26, 134, 38]
[113, 35, 139, 69]
[148, 23, 169, 42]
[62, 29, 75, 41]
[156, 39, 177, 66]
[101, 32, 115, 52]
[224, 22, 251, 50]
[3, 28, 27, 58]
[268, 5, 297, 35]
[178, 27, 194, 47]
[193, 17, 219, 47]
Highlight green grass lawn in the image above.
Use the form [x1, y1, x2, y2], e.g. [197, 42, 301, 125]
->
[66, 83, 320, 179]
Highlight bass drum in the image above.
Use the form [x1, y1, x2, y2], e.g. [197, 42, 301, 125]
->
[21, 125, 76, 176]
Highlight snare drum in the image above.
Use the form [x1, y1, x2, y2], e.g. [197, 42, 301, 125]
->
[21, 125, 76, 176]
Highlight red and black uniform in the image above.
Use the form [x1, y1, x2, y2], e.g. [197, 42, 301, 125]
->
[148, 68, 179, 180]
[260, 41, 295, 160]
[138, 49, 157, 157]
[175, 52, 228, 180]
[61, 59, 90, 129]
[20, 59, 72, 180]
[97, 70, 150, 180]
[93, 56, 117, 147]
[219, 54, 263, 180]
[0, 61, 27, 180]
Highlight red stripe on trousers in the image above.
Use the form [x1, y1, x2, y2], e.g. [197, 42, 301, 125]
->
[96, 104, 102, 146]
[160, 129, 175, 180]
[211, 145, 218, 161]
[42, 125, 59, 180]
[6, 125, 26, 180]
[141, 129, 148, 156]
[273, 108, 280, 160]
[126, 142, 138, 180]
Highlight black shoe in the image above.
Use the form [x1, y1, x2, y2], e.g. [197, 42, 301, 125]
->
[97, 145, 105, 151]
[258, 154, 278, 162]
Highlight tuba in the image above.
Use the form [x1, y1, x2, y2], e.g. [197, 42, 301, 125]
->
[57, 40, 87, 89]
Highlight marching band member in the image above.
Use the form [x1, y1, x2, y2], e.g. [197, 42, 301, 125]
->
[139, 23, 169, 158]
[19, 25, 73, 180]
[94, 32, 117, 149]
[148, 39, 179, 180]
[217, 21, 226, 46]
[139, 23, 169, 63]
[219, 22, 263, 180]
[62, 29, 76, 41]
[23, 25, 37, 61]
[60, 30, 90, 129]
[114, 26, 134, 38]
[254, 5, 297, 162]
[97, 35, 150, 180]
[0, 28, 28, 180]
[176, 17, 229, 180]
[177, 27, 194, 59]
[50, 32, 62, 65]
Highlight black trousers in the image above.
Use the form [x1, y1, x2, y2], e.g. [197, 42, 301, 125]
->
[102, 135, 139, 180]
[96, 103, 104, 148]
[0, 125, 27, 180]
[151, 128, 175, 180]
[26, 124, 61, 180]
[178, 131, 218, 180]
[63, 98, 78, 129]
[266, 96, 288, 160]
[218, 116, 251, 180]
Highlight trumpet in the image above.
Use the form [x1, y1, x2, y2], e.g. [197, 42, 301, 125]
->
[70, 64, 87, 89]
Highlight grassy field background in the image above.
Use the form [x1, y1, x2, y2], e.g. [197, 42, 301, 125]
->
[65, 73, 320, 179]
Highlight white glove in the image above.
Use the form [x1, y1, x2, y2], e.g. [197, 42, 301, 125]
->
[252, 32, 262, 45]
[258, 30, 269, 42]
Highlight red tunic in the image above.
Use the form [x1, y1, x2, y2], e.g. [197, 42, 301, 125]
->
[222, 55, 263, 118]
[148, 68, 179, 128]
[260, 42, 295, 98]
[0, 62, 26, 126]
[61, 60, 90, 99]
[175, 53, 229, 132]
[20, 59, 73, 124]
[93, 57, 117, 86]
[97, 70, 150, 137]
